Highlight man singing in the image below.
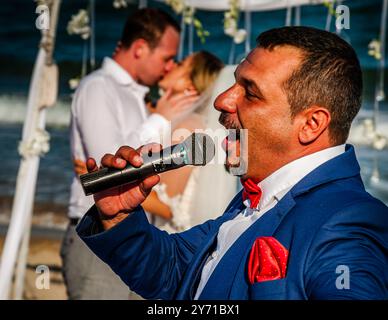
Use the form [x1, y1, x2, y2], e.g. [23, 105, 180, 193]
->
[76, 27, 388, 299]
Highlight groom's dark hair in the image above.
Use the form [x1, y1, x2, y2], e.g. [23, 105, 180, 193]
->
[120, 8, 180, 49]
[257, 26, 362, 145]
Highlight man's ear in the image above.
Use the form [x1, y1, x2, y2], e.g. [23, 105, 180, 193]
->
[131, 39, 150, 59]
[298, 106, 331, 144]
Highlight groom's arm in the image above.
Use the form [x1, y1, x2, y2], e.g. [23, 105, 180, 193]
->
[76, 204, 218, 299]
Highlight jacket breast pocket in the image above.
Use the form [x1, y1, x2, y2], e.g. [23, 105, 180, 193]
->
[249, 278, 287, 300]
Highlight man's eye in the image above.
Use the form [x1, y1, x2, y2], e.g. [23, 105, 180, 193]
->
[246, 91, 256, 99]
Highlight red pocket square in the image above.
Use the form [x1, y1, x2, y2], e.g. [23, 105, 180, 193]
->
[247, 237, 289, 284]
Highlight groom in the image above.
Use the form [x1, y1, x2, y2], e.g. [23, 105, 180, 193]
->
[76, 26, 388, 299]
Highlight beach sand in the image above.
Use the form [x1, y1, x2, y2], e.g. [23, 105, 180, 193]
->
[0, 196, 68, 300]
[0, 236, 67, 300]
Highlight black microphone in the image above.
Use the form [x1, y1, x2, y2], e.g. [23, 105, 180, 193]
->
[80, 133, 215, 196]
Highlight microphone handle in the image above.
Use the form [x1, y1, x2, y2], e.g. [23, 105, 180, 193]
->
[80, 145, 187, 196]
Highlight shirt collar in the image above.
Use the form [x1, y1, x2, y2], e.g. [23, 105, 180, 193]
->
[250, 144, 346, 210]
[102, 57, 149, 97]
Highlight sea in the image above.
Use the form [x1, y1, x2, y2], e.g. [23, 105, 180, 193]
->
[0, 0, 387, 226]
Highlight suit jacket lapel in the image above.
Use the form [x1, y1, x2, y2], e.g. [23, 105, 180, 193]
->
[199, 192, 296, 299]
[175, 192, 245, 299]
[199, 145, 361, 299]
[179, 145, 361, 299]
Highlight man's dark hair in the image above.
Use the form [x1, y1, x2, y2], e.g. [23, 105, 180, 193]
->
[120, 8, 180, 49]
[257, 26, 362, 144]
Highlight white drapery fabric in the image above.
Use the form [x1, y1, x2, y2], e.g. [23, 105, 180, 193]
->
[158, 0, 333, 11]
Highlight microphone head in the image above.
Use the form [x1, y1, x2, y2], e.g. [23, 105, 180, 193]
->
[182, 133, 215, 166]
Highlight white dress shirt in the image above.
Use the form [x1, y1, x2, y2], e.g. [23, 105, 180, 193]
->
[68, 57, 169, 219]
[194, 144, 346, 299]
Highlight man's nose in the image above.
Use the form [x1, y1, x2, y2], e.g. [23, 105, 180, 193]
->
[214, 85, 239, 113]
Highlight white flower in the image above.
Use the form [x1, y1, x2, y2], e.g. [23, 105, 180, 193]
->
[166, 0, 208, 43]
[376, 89, 385, 102]
[69, 77, 80, 90]
[233, 29, 247, 44]
[166, 0, 186, 14]
[223, 0, 247, 44]
[224, 18, 237, 35]
[183, 6, 195, 24]
[67, 9, 91, 39]
[373, 134, 387, 150]
[368, 40, 382, 60]
[224, 11, 233, 19]
[113, 0, 127, 9]
[18, 129, 50, 158]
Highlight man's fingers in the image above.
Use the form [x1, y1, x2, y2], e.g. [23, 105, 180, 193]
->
[140, 175, 160, 195]
[99, 146, 146, 171]
[74, 159, 84, 166]
[138, 143, 163, 157]
[101, 152, 131, 169]
[115, 146, 143, 167]
[100, 153, 120, 169]
[86, 158, 98, 173]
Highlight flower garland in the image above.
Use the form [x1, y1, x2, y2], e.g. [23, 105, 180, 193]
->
[368, 40, 385, 102]
[67, 9, 91, 40]
[224, 0, 247, 44]
[67, 9, 91, 90]
[18, 129, 50, 158]
[113, 0, 128, 9]
[322, 0, 339, 17]
[368, 39, 382, 60]
[165, 0, 185, 13]
[166, 0, 210, 43]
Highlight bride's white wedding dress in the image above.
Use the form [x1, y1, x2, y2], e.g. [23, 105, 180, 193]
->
[151, 66, 240, 233]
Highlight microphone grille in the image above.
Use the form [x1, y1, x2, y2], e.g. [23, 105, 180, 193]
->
[183, 133, 215, 166]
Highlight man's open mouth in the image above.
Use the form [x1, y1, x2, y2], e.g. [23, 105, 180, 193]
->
[219, 113, 242, 146]
[222, 130, 241, 152]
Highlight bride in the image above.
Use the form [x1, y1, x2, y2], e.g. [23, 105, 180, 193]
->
[142, 51, 239, 232]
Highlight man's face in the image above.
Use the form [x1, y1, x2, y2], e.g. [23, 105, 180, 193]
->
[215, 46, 304, 180]
[138, 26, 180, 86]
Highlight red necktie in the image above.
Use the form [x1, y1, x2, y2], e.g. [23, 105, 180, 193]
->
[241, 178, 262, 209]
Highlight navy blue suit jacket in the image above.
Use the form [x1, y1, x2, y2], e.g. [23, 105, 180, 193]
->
[77, 145, 388, 299]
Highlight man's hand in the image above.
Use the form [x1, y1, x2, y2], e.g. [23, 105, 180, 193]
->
[86, 144, 162, 230]
[155, 88, 199, 122]
[73, 158, 88, 175]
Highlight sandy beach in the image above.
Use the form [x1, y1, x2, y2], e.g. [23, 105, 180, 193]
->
[0, 236, 67, 300]
[0, 196, 68, 300]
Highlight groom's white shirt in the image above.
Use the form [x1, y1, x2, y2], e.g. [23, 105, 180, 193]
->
[69, 57, 169, 219]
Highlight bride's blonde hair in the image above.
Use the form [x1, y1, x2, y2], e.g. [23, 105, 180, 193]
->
[190, 51, 224, 94]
